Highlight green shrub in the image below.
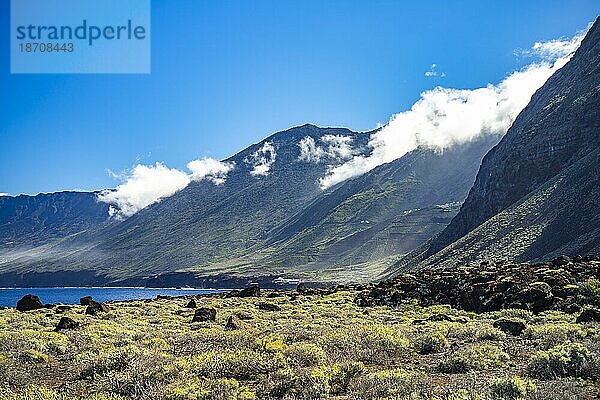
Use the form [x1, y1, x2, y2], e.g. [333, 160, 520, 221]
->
[0, 330, 70, 356]
[524, 323, 585, 349]
[0, 353, 10, 380]
[320, 324, 409, 364]
[586, 277, 600, 305]
[490, 376, 536, 400]
[283, 342, 326, 368]
[163, 377, 255, 400]
[257, 368, 300, 399]
[260, 362, 364, 399]
[438, 344, 510, 373]
[173, 329, 256, 356]
[447, 321, 506, 342]
[323, 362, 365, 395]
[492, 309, 533, 322]
[180, 350, 286, 380]
[77, 345, 144, 377]
[0, 386, 128, 400]
[414, 331, 450, 354]
[527, 342, 591, 380]
[20, 349, 49, 364]
[348, 369, 422, 400]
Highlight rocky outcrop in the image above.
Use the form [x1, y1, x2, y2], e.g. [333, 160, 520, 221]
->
[80, 296, 94, 306]
[493, 319, 526, 336]
[85, 301, 110, 315]
[257, 302, 281, 311]
[230, 286, 261, 298]
[576, 308, 600, 323]
[358, 257, 599, 313]
[185, 299, 197, 308]
[192, 307, 217, 322]
[54, 317, 79, 332]
[16, 295, 44, 312]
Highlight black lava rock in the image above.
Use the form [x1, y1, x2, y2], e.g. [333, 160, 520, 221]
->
[185, 299, 197, 308]
[16, 294, 44, 312]
[236, 286, 261, 298]
[54, 316, 80, 332]
[85, 301, 110, 315]
[576, 308, 600, 324]
[192, 307, 217, 322]
[493, 318, 526, 336]
[80, 296, 94, 306]
[257, 302, 281, 311]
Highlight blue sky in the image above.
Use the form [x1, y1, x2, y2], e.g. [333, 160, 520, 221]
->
[1, 0, 598, 195]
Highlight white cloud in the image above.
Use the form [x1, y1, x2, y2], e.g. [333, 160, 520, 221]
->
[322, 135, 354, 160]
[98, 158, 235, 218]
[298, 135, 355, 163]
[188, 158, 235, 185]
[298, 137, 326, 162]
[98, 163, 190, 219]
[425, 63, 446, 78]
[319, 30, 586, 189]
[246, 142, 277, 176]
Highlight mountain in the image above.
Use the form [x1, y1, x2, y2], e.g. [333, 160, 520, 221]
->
[0, 123, 500, 286]
[218, 135, 500, 281]
[0, 191, 110, 248]
[389, 17, 600, 273]
[0, 125, 370, 282]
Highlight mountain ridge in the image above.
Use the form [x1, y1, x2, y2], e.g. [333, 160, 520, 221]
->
[387, 17, 600, 275]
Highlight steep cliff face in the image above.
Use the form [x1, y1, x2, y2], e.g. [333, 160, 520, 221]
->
[0, 191, 110, 248]
[422, 18, 600, 261]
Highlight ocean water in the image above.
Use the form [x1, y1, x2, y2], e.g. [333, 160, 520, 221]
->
[0, 287, 225, 307]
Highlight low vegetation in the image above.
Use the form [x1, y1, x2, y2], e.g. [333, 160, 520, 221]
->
[0, 287, 599, 399]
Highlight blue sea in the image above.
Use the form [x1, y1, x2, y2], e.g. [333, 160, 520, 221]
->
[0, 287, 225, 307]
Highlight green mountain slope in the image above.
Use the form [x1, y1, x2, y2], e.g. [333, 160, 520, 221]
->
[214, 135, 500, 281]
[0, 126, 500, 285]
[387, 17, 600, 275]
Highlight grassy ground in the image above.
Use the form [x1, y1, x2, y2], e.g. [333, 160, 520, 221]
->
[0, 290, 598, 399]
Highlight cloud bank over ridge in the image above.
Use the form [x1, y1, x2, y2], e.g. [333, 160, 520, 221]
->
[98, 158, 234, 218]
[96, 25, 590, 218]
[298, 135, 355, 163]
[318, 28, 587, 189]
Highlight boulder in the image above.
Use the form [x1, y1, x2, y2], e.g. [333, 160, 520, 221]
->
[257, 302, 281, 312]
[185, 299, 197, 308]
[85, 301, 110, 315]
[16, 294, 44, 312]
[225, 315, 256, 333]
[54, 316, 79, 332]
[296, 283, 308, 294]
[235, 311, 254, 320]
[428, 314, 454, 322]
[55, 305, 73, 313]
[517, 282, 554, 312]
[493, 319, 526, 336]
[237, 286, 261, 298]
[192, 307, 216, 322]
[576, 308, 600, 324]
[552, 284, 580, 298]
[552, 255, 571, 267]
[80, 296, 94, 306]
